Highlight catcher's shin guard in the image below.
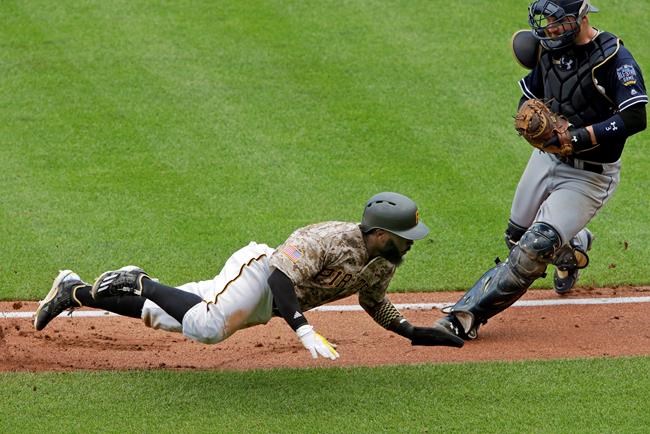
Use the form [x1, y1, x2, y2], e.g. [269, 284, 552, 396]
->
[445, 261, 530, 335]
[445, 222, 561, 335]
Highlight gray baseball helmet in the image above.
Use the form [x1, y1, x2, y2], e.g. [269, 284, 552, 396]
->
[360, 192, 429, 240]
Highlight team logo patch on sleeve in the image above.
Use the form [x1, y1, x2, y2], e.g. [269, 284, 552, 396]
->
[617, 64, 638, 86]
[280, 244, 303, 263]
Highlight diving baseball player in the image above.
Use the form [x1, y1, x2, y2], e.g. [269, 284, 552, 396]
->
[34, 192, 464, 358]
[436, 0, 647, 340]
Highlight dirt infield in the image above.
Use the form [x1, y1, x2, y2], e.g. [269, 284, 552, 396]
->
[2, 286, 650, 372]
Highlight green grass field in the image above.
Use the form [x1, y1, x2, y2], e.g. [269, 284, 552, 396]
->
[2, 0, 650, 298]
[2, 0, 650, 432]
[2, 358, 650, 433]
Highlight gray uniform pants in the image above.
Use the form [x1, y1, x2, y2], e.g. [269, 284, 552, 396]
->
[510, 150, 621, 247]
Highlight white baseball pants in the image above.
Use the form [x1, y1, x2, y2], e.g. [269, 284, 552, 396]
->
[141, 242, 276, 344]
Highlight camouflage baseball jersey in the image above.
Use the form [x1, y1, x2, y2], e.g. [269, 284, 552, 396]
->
[269, 221, 396, 312]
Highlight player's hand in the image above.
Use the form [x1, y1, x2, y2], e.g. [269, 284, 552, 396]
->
[410, 325, 464, 348]
[295, 325, 339, 360]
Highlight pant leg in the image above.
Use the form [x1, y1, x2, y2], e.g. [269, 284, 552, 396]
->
[510, 151, 554, 228]
[140, 242, 276, 338]
[140, 280, 214, 332]
[535, 160, 620, 245]
[181, 242, 276, 344]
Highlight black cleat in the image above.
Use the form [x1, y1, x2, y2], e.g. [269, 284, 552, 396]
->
[553, 268, 579, 295]
[91, 265, 150, 299]
[34, 270, 87, 331]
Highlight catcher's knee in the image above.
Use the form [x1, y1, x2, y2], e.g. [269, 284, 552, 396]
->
[504, 220, 528, 250]
[509, 222, 562, 278]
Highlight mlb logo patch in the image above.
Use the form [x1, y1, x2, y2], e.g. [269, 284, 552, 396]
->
[280, 244, 303, 263]
[616, 64, 637, 86]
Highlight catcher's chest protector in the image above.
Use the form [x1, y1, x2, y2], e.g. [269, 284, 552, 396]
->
[541, 32, 620, 127]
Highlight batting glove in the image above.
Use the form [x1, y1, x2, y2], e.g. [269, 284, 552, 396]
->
[295, 324, 339, 360]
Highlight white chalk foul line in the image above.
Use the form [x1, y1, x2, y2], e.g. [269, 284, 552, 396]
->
[1, 310, 119, 319]
[3, 295, 650, 319]
[314, 295, 650, 312]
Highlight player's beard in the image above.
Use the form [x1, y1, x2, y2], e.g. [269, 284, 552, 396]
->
[380, 238, 404, 266]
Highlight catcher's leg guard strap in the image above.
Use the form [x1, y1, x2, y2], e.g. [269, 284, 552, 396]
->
[553, 245, 589, 270]
[553, 229, 593, 271]
[504, 219, 528, 250]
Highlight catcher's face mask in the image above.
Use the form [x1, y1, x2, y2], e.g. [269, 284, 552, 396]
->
[528, 0, 595, 50]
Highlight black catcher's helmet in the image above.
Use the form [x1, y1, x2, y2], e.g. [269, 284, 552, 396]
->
[528, 0, 598, 50]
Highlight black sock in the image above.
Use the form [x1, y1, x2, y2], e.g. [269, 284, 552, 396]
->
[74, 286, 145, 319]
[141, 279, 203, 324]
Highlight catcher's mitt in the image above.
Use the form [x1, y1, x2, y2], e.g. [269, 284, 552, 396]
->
[514, 99, 572, 156]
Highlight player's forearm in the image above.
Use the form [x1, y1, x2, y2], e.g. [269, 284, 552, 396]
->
[517, 95, 529, 110]
[591, 104, 647, 141]
[370, 302, 465, 347]
[365, 298, 407, 333]
[574, 105, 646, 159]
[269, 269, 339, 360]
[388, 317, 415, 338]
[268, 269, 308, 331]
[582, 105, 645, 148]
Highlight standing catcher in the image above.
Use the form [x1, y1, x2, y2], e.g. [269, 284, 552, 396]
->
[436, 0, 647, 340]
[34, 192, 464, 358]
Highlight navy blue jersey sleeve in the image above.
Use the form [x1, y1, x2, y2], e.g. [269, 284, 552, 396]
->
[602, 45, 648, 111]
[518, 66, 544, 99]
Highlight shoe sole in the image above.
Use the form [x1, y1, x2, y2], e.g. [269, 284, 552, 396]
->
[34, 269, 75, 330]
